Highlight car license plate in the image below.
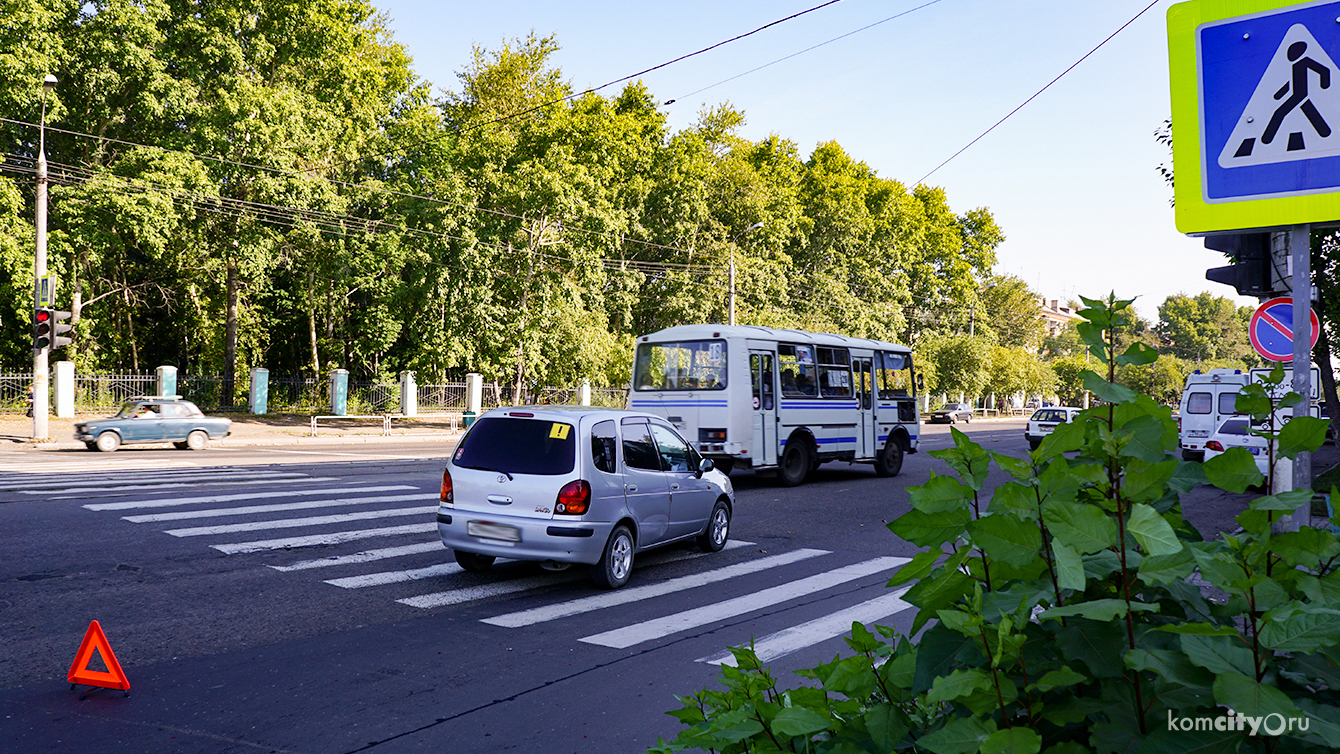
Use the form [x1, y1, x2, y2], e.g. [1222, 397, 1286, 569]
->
[467, 521, 521, 542]
[1249, 448, 1260, 455]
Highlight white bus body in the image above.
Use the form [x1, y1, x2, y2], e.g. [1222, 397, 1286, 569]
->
[1178, 368, 1251, 462]
[629, 325, 920, 486]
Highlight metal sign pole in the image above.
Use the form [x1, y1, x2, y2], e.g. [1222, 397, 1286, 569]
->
[1288, 224, 1312, 531]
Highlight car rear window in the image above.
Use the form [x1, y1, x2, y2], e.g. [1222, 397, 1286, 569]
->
[1217, 419, 1250, 435]
[453, 417, 576, 475]
[1031, 409, 1067, 422]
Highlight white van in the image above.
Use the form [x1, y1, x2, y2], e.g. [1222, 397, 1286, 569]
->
[1178, 369, 1251, 462]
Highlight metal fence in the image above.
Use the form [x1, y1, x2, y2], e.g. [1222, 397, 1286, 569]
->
[419, 383, 467, 412]
[74, 373, 157, 413]
[177, 374, 246, 412]
[0, 372, 35, 414]
[350, 381, 400, 414]
[267, 377, 328, 414]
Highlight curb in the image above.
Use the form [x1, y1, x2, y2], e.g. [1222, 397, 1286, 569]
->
[23, 430, 465, 452]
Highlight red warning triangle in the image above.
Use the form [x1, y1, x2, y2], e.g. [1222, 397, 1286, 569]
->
[67, 620, 130, 691]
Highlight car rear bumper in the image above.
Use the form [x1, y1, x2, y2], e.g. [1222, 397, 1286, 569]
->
[436, 507, 614, 564]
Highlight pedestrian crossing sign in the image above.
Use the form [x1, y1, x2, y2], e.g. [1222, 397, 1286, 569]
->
[1169, 0, 1340, 233]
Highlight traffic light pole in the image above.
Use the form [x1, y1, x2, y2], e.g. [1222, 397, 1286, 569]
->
[32, 95, 48, 441]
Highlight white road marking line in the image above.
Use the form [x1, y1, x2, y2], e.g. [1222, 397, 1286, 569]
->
[27, 475, 329, 496]
[579, 556, 910, 649]
[211, 523, 437, 554]
[325, 562, 464, 588]
[697, 587, 914, 666]
[253, 449, 435, 460]
[164, 506, 438, 537]
[83, 484, 416, 511]
[397, 540, 756, 609]
[0, 468, 291, 489]
[0, 459, 198, 472]
[123, 494, 439, 523]
[482, 549, 829, 628]
[268, 541, 444, 572]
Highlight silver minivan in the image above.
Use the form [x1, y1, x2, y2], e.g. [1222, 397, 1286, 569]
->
[437, 406, 735, 588]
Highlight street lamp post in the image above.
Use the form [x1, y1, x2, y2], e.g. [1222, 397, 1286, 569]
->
[33, 74, 56, 440]
[729, 222, 764, 326]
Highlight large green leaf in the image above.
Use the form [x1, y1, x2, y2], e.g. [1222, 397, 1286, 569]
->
[768, 706, 832, 738]
[915, 716, 995, 754]
[1295, 698, 1340, 748]
[1040, 598, 1159, 622]
[979, 727, 1041, 754]
[968, 513, 1043, 568]
[1055, 619, 1127, 679]
[1180, 633, 1254, 676]
[1257, 607, 1340, 653]
[1167, 460, 1208, 494]
[886, 548, 943, 588]
[988, 481, 1040, 520]
[1202, 447, 1265, 493]
[905, 569, 974, 634]
[1249, 488, 1314, 512]
[1038, 416, 1087, 456]
[1042, 500, 1118, 555]
[1122, 459, 1178, 502]
[1083, 370, 1138, 405]
[1029, 666, 1087, 692]
[1052, 541, 1086, 591]
[1127, 503, 1183, 556]
[1116, 341, 1159, 367]
[1124, 648, 1215, 689]
[1212, 671, 1303, 721]
[887, 506, 971, 549]
[913, 623, 980, 694]
[908, 473, 976, 514]
[1279, 415, 1331, 459]
[1136, 547, 1195, 586]
[1119, 414, 1175, 463]
[863, 703, 911, 752]
[925, 668, 992, 704]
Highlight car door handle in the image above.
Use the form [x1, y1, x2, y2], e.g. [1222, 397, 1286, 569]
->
[625, 484, 637, 492]
[670, 483, 681, 490]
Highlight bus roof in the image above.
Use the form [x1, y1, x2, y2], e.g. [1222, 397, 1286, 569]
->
[636, 324, 911, 354]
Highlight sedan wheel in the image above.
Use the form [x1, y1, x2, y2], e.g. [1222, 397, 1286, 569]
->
[95, 432, 121, 453]
[185, 430, 208, 450]
[593, 525, 634, 589]
[697, 500, 731, 552]
[964, 413, 971, 423]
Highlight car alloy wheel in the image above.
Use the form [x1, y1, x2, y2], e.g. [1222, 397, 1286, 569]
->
[697, 500, 731, 552]
[594, 525, 634, 589]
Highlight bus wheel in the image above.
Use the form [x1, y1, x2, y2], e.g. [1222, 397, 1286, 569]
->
[779, 440, 810, 487]
[874, 440, 904, 477]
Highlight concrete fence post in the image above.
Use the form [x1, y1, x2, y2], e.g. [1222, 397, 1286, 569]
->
[249, 368, 269, 415]
[400, 371, 417, 417]
[330, 369, 349, 416]
[579, 379, 591, 406]
[156, 365, 177, 397]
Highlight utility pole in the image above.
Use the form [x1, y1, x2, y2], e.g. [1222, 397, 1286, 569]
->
[728, 222, 763, 326]
[1285, 224, 1313, 531]
[33, 74, 56, 441]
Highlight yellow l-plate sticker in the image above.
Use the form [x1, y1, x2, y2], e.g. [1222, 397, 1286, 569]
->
[549, 423, 571, 440]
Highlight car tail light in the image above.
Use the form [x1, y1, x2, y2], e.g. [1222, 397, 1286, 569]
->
[440, 468, 454, 504]
[555, 480, 591, 515]
[1206, 441, 1224, 452]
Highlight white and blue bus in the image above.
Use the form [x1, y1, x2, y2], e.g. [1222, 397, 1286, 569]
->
[629, 325, 921, 486]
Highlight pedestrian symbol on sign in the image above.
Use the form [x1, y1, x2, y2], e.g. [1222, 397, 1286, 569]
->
[1218, 23, 1340, 168]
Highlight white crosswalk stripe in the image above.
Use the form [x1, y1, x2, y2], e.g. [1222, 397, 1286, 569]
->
[84, 484, 416, 511]
[165, 505, 438, 537]
[211, 522, 437, 554]
[0, 469, 303, 491]
[123, 493, 438, 523]
[481, 549, 828, 628]
[578, 556, 910, 649]
[696, 587, 914, 666]
[268, 542, 444, 572]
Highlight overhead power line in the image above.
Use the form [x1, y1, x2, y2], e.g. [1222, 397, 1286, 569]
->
[916, 0, 1160, 185]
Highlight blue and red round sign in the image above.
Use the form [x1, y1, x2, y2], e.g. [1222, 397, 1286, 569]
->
[1249, 297, 1319, 362]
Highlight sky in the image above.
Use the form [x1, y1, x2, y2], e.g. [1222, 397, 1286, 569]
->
[370, 0, 1259, 323]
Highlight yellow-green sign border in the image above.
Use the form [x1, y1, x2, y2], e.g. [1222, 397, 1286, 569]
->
[1169, 0, 1340, 233]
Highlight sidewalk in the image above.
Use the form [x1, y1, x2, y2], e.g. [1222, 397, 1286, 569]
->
[0, 412, 466, 450]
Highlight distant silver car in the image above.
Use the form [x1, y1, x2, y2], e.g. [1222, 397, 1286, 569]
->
[437, 406, 735, 589]
[74, 397, 232, 452]
[929, 403, 973, 424]
[1025, 406, 1081, 450]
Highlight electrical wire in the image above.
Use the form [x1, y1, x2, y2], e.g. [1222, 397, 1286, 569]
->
[667, 0, 946, 104]
[916, 0, 1160, 185]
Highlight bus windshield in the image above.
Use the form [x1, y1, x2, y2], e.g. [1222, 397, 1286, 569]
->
[634, 341, 727, 391]
[876, 351, 916, 399]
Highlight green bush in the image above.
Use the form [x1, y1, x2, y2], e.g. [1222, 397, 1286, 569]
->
[651, 295, 1340, 754]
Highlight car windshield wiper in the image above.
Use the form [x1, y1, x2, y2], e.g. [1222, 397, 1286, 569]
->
[461, 464, 513, 480]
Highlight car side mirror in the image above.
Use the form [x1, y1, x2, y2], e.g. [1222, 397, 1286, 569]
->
[697, 458, 714, 477]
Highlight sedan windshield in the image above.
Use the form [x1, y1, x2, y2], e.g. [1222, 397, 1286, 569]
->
[453, 417, 576, 475]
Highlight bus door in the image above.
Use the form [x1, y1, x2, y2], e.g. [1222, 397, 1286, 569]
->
[750, 351, 777, 466]
[855, 357, 876, 458]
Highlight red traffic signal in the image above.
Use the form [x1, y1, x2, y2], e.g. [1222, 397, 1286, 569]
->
[34, 308, 52, 350]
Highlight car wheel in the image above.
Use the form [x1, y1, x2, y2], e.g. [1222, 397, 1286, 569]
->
[95, 432, 120, 453]
[454, 550, 495, 573]
[185, 430, 208, 450]
[964, 413, 971, 424]
[948, 415, 956, 425]
[697, 500, 731, 552]
[593, 525, 634, 589]
[779, 440, 811, 487]
[874, 440, 904, 477]
[1028, 439, 1040, 451]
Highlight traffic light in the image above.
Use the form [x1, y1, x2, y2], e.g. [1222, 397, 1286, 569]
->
[50, 309, 72, 350]
[1204, 232, 1273, 296]
[33, 308, 51, 351]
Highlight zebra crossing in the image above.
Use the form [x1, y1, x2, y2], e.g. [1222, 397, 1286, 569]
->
[58, 465, 920, 666]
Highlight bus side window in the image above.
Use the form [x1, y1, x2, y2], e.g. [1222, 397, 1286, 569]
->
[762, 354, 774, 410]
[750, 354, 761, 407]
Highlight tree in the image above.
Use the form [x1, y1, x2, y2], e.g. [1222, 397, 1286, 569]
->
[1118, 353, 1188, 406]
[919, 333, 990, 402]
[1156, 292, 1254, 365]
[979, 274, 1044, 350]
[1050, 354, 1090, 406]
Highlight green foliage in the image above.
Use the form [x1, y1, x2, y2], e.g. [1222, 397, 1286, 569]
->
[652, 294, 1340, 754]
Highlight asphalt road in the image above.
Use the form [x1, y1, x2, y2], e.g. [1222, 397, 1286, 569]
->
[0, 419, 1274, 753]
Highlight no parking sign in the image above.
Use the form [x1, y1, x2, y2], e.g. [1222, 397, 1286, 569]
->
[1249, 297, 1319, 362]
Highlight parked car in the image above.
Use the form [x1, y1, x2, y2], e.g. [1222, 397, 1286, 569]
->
[74, 397, 232, 452]
[437, 406, 735, 589]
[929, 403, 974, 424]
[1025, 406, 1082, 450]
[1202, 417, 1270, 476]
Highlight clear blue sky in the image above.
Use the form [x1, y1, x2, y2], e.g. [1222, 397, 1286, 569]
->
[373, 0, 1254, 322]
